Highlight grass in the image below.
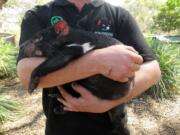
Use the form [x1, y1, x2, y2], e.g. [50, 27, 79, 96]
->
[0, 40, 17, 78]
[146, 39, 180, 99]
[0, 96, 22, 124]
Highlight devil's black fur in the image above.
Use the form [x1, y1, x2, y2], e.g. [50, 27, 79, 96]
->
[21, 24, 133, 135]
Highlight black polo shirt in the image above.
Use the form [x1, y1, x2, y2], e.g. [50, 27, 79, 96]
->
[18, 0, 155, 135]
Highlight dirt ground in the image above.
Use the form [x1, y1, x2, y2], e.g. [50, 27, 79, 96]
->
[0, 78, 179, 135]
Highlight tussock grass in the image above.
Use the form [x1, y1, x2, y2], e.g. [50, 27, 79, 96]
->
[147, 40, 180, 99]
[0, 40, 17, 78]
[0, 95, 22, 124]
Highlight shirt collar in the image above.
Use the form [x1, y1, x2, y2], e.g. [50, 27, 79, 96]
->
[54, 0, 104, 7]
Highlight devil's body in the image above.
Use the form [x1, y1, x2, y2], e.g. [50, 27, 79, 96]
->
[21, 25, 132, 135]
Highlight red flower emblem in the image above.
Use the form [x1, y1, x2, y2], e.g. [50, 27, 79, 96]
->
[54, 20, 69, 34]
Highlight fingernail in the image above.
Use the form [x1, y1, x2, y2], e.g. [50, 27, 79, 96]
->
[57, 98, 62, 102]
[64, 107, 73, 112]
[63, 107, 69, 111]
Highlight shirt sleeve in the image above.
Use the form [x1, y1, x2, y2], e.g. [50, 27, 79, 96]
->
[116, 8, 155, 62]
[17, 10, 45, 63]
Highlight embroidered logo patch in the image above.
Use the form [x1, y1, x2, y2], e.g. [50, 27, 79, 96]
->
[51, 16, 63, 26]
[95, 18, 113, 37]
[97, 18, 113, 31]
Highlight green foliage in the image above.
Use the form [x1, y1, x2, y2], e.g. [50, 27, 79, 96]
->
[147, 39, 180, 99]
[123, 0, 161, 33]
[5, 0, 49, 7]
[167, 0, 180, 7]
[0, 40, 17, 78]
[0, 95, 22, 124]
[152, 0, 180, 33]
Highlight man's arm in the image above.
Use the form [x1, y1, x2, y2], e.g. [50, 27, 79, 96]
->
[17, 54, 97, 89]
[17, 45, 143, 89]
[56, 60, 161, 113]
[113, 60, 161, 106]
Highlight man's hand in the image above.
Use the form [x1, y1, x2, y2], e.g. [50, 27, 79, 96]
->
[57, 83, 120, 113]
[93, 45, 143, 82]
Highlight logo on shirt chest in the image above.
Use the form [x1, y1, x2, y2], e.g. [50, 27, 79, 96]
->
[51, 16, 63, 26]
[94, 18, 114, 37]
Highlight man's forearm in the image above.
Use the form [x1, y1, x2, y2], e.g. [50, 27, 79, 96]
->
[112, 60, 161, 106]
[17, 51, 100, 89]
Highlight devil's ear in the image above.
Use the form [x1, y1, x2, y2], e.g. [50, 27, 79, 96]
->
[54, 20, 69, 35]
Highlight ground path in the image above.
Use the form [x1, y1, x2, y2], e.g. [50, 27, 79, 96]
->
[0, 78, 179, 135]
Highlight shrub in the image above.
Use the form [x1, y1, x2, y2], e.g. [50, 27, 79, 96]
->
[152, 0, 180, 33]
[0, 95, 21, 124]
[0, 40, 17, 78]
[146, 39, 180, 99]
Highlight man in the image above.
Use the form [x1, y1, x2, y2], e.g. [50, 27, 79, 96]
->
[17, 0, 161, 134]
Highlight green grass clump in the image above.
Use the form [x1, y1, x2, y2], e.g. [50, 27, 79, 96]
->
[147, 40, 180, 99]
[0, 40, 17, 78]
[0, 96, 21, 124]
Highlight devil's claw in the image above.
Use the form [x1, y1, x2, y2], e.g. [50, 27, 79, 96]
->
[28, 77, 40, 94]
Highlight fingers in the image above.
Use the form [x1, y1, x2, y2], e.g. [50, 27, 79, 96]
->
[71, 83, 91, 97]
[118, 77, 129, 82]
[126, 71, 135, 78]
[57, 84, 91, 112]
[58, 83, 90, 99]
[128, 63, 141, 73]
[64, 107, 76, 112]
[58, 86, 75, 102]
[117, 72, 135, 82]
[123, 45, 143, 64]
[57, 97, 79, 112]
[57, 84, 116, 113]
[125, 46, 139, 54]
[112, 63, 139, 82]
[57, 98, 73, 108]
[132, 63, 141, 71]
[129, 51, 143, 64]
[57, 87, 79, 112]
[126, 63, 140, 78]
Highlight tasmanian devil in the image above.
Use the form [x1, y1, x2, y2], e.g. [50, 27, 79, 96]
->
[20, 20, 133, 135]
